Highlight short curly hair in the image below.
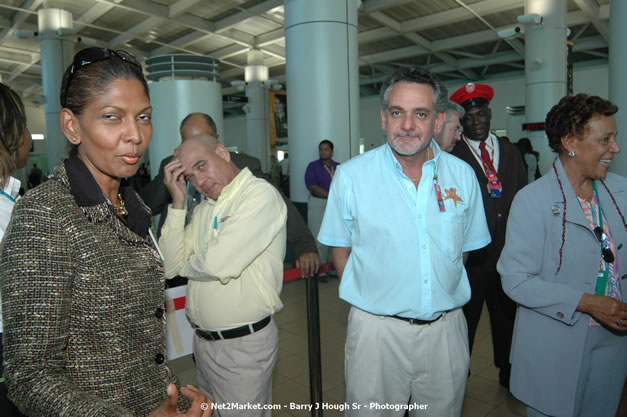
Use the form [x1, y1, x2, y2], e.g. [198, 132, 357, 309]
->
[545, 94, 618, 154]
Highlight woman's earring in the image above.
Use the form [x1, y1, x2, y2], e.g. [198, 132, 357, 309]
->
[568, 150, 575, 158]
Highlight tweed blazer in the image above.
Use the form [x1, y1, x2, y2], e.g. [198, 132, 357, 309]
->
[497, 158, 627, 416]
[0, 155, 184, 417]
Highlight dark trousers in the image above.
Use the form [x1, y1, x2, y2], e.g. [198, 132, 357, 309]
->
[463, 266, 516, 372]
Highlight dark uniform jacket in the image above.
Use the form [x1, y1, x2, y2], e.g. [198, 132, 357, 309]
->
[451, 136, 528, 269]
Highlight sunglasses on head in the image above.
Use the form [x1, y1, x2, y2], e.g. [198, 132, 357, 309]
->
[593, 226, 615, 263]
[62, 48, 142, 108]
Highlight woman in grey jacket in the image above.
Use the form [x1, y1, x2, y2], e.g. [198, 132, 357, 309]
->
[498, 94, 627, 417]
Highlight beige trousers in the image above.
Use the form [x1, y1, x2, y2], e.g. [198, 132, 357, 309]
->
[345, 307, 469, 417]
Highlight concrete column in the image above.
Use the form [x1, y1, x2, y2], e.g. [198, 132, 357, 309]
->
[148, 80, 223, 178]
[524, 0, 567, 174]
[245, 81, 270, 172]
[609, 0, 627, 177]
[284, 0, 360, 204]
[38, 8, 74, 168]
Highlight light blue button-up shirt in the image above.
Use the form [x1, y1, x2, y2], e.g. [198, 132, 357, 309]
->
[318, 141, 491, 320]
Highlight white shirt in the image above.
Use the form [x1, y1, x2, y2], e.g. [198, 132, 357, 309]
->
[462, 133, 500, 176]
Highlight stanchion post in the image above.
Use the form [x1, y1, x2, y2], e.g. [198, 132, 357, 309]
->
[305, 274, 323, 417]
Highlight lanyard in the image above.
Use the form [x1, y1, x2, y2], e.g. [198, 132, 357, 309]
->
[0, 190, 16, 203]
[323, 163, 335, 179]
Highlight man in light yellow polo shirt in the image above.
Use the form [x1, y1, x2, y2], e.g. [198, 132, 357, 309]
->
[159, 134, 287, 417]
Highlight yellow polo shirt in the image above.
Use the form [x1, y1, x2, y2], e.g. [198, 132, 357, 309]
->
[160, 168, 287, 331]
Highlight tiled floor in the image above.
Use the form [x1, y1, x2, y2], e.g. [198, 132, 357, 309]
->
[170, 278, 526, 417]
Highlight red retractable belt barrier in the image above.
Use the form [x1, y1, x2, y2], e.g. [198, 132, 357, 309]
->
[166, 262, 334, 312]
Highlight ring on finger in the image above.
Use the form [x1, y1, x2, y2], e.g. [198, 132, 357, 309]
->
[618, 319, 624, 327]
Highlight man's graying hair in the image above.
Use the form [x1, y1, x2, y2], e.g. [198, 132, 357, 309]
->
[380, 67, 448, 113]
[442, 100, 465, 125]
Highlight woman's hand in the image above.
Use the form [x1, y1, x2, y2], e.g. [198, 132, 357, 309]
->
[163, 159, 187, 210]
[577, 293, 627, 331]
[148, 384, 213, 417]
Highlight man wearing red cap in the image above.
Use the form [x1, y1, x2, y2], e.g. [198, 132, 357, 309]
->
[450, 82, 527, 388]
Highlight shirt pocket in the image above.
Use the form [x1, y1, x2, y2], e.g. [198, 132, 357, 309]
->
[439, 211, 465, 261]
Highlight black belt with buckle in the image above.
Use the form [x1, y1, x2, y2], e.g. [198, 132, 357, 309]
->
[391, 314, 441, 325]
[195, 316, 271, 341]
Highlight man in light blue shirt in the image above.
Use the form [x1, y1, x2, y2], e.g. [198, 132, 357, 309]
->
[318, 67, 490, 417]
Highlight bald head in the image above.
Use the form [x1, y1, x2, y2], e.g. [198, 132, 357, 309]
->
[180, 113, 219, 142]
[177, 134, 219, 156]
[176, 134, 239, 200]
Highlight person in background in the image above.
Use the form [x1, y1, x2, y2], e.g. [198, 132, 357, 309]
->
[0, 47, 210, 417]
[304, 139, 339, 280]
[141, 113, 319, 278]
[433, 100, 464, 152]
[498, 94, 627, 417]
[27, 163, 42, 189]
[450, 82, 527, 388]
[270, 154, 282, 188]
[0, 82, 32, 417]
[516, 137, 541, 184]
[160, 134, 286, 417]
[319, 67, 490, 416]
[279, 153, 290, 196]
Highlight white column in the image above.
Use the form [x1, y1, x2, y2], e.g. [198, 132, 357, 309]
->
[148, 80, 223, 178]
[38, 9, 74, 168]
[284, 0, 360, 204]
[609, 0, 627, 177]
[245, 81, 270, 172]
[524, 0, 567, 174]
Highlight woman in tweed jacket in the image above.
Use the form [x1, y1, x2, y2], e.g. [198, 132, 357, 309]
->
[0, 48, 211, 417]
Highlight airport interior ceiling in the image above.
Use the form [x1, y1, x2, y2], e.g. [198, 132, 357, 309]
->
[0, 0, 610, 114]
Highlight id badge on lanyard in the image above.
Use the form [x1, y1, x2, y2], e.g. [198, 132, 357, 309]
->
[486, 171, 502, 198]
[595, 270, 609, 296]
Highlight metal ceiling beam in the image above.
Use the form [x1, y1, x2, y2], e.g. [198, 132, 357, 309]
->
[369, 11, 401, 32]
[109, 16, 162, 48]
[146, 0, 283, 58]
[359, 0, 413, 14]
[0, 0, 44, 42]
[215, 0, 283, 32]
[573, 0, 609, 41]
[401, 0, 521, 33]
[211, 44, 250, 60]
[169, 0, 203, 18]
[74, 2, 117, 33]
[256, 28, 284, 47]
[150, 32, 212, 55]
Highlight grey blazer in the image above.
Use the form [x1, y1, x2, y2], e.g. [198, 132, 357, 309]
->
[497, 158, 627, 416]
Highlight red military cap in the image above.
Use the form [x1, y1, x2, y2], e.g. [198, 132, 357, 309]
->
[450, 83, 494, 109]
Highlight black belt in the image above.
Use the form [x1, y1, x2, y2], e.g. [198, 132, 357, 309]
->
[195, 316, 271, 341]
[390, 314, 441, 325]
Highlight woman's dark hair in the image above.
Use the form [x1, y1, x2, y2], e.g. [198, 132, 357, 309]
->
[545, 94, 618, 154]
[60, 48, 149, 116]
[0, 83, 27, 185]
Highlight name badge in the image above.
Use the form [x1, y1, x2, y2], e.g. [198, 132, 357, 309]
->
[486, 172, 502, 198]
[595, 270, 609, 296]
